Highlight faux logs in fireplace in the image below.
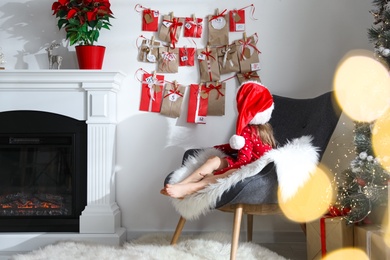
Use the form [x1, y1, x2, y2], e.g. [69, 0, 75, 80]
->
[0, 111, 87, 232]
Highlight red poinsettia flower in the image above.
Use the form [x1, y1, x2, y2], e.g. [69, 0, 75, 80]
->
[51, 0, 114, 46]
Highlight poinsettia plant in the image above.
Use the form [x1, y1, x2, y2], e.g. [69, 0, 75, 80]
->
[52, 0, 114, 46]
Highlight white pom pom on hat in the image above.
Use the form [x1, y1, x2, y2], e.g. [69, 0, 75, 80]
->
[229, 81, 274, 150]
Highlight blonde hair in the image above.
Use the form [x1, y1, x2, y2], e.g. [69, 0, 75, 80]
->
[250, 123, 276, 148]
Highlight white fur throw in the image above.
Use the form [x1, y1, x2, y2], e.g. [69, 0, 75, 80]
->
[168, 135, 319, 220]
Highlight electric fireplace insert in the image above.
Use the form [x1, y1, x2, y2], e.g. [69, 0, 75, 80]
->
[0, 111, 87, 232]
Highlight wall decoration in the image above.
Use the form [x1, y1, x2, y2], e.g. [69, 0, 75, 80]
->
[234, 33, 261, 73]
[157, 47, 179, 73]
[160, 81, 186, 118]
[139, 71, 165, 112]
[217, 44, 240, 74]
[207, 9, 229, 46]
[229, 4, 257, 32]
[205, 81, 225, 116]
[179, 46, 196, 66]
[197, 47, 220, 82]
[137, 36, 160, 63]
[236, 71, 261, 84]
[183, 16, 203, 38]
[158, 14, 184, 48]
[229, 9, 245, 32]
[187, 84, 208, 124]
[135, 4, 160, 32]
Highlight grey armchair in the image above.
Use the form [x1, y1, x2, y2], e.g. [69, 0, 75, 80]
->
[164, 91, 341, 260]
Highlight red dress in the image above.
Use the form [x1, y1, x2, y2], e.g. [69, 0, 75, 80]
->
[213, 125, 272, 175]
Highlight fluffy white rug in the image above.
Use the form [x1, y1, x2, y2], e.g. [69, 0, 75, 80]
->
[12, 233, 287, 260]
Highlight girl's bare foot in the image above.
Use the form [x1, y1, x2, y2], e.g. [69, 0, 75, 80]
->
[160, 187, 169, 196]
[165, 183, 201, 199]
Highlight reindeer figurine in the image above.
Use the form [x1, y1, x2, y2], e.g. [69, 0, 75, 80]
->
[46, 43, 63, 69]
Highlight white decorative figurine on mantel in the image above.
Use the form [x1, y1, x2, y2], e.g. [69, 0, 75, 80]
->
[46, 43, 63, 69]
[0, 47, 6, 69]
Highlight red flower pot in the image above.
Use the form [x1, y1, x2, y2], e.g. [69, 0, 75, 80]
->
[75, 45, 106, 69]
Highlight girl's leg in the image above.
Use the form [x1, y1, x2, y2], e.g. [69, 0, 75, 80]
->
[165, 168, 236, 199]
[177, 156, 227, 184]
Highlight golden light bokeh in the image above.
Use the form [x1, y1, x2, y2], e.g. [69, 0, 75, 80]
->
[334, 49, 390, 122]
[323, 248, 368, 260]
[278, 164, 335, 223]
[372, 107, 390, 172]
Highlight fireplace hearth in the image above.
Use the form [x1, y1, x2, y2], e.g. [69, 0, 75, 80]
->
[0, 70, 126, 253]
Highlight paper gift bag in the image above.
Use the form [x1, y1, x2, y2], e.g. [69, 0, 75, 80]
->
[187, 84, 208, 124]
[306, 216, 354, 260]
[208, 10, 229, 46]
[179, 47, 195, 67]
[217, 44, 240, 74]
[142, 8, 160, 32]
[234, 34, 261, 73]
[160, 81, 186, 118]
[204, 82, 225, 116]
[158, 15, 184, 48]
[139, 73, 165, 112]
[197, 47, 220, 82]
[137, 37, 160, 63]
[184, 17, 203, 38]
[229, 9, 245, 32]
[354, 224, 390, 260]
[157, 47, 179, 73]
[236, 71, 261, 84]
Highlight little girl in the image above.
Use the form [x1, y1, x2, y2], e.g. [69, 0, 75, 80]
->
[161, 81, 276, 199]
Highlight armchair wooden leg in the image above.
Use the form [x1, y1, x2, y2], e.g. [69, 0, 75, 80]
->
[230, 204, 243, 260]
[247, 214, 253, 242]
[171, 216, 186, 245]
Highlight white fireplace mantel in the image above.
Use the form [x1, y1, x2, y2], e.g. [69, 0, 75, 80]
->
[0, 70, 127, 253]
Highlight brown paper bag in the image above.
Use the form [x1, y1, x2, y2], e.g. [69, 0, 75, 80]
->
[204, 81, 225, 116]
[197, 47, 220, 82]
[157, 47, 179, 73]
[236, 71, 261, 84]
[137, 38, 160, 63]
[208, 10, 229, 46]
[217, 44, 240, 74]
[234, 34, 261, 73]
[158, 15, 184, 48]
[160, 81, 186, 118]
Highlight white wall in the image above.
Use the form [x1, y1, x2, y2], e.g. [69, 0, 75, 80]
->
[0, 0, 373, 238]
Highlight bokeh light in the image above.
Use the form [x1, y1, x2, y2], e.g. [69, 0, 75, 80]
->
[334, 49, 390, 122]
[278, 164, 335, 223]
[323, 248, 368, 260]
[372, 107, 390, 172]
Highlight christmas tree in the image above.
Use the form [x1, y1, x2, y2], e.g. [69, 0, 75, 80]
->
[368, 0, 390, 68]
[332, 1, 390, 224]
[334, 122, 389, 224]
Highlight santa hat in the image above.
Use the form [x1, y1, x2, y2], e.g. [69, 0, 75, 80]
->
[229, 81, 274, 150]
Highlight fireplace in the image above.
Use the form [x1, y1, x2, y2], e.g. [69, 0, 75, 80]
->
[0, 70, 126, 253]
[0, 110, 87, 232]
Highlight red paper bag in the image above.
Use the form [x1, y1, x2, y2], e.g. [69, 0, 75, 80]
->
[187, 84, 208, 124]
[184, 17, 203, 38]
[179, 47, 195, 66]
[139, 73, 165, 112]
[142, 9, 160, 32]
[229, 9, 245, 32]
